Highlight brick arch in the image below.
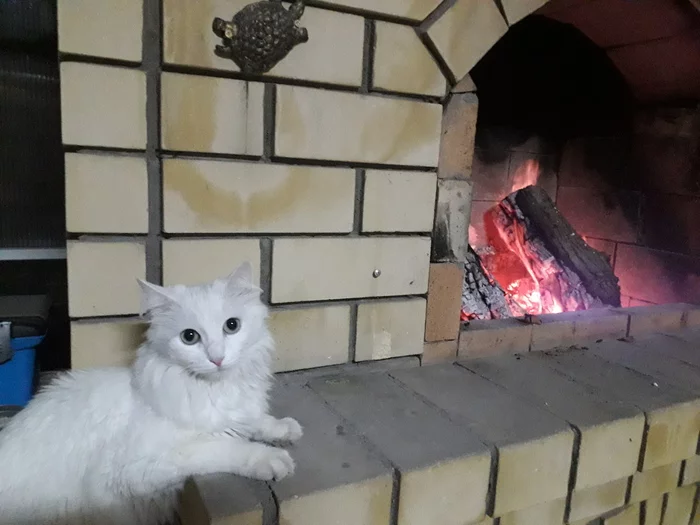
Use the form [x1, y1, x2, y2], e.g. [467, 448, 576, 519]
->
[420, 0, 540, 87]
[420, 1, 547, 359]
[420, 0, 700, 360]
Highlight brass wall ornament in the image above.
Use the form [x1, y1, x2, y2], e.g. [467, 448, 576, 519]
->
[212, 0, 308, 75]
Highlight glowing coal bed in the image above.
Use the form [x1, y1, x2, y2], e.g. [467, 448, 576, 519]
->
[462, 170, 621, 321]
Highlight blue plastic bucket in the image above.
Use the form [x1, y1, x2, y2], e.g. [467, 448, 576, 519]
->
[0, 334, 44, 407]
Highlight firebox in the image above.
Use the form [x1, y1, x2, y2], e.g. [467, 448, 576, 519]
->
[461, 14, 700, 322]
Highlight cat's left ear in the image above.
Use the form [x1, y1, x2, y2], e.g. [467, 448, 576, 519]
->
[137, 279, 176, 316]
[225, 262, 262, 295]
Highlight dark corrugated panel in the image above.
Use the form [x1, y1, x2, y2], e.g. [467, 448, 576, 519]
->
[0, 0, 56, 44]
[0, 51, 64, 248]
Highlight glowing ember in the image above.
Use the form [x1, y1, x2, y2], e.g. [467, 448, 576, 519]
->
[462, 174, 610, 321]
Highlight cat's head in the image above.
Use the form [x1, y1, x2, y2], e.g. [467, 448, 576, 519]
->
[137, 262, 271, 378]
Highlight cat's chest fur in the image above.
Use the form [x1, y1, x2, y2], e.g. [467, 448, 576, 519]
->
[132, 352, 271, 433]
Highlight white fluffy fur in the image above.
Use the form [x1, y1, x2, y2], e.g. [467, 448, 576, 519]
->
[0, 263, 302, 525]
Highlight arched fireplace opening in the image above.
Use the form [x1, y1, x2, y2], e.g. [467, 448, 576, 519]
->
[462, 14, 700, 321]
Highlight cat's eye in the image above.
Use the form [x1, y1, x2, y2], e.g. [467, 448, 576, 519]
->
[223, 317, 241, 334]
[180, 329, 200, 345]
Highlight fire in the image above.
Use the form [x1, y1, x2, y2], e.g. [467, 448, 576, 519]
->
[468, 225, 479, 245]
[510, 159, 540, 193]
[463, 160, 593, 321]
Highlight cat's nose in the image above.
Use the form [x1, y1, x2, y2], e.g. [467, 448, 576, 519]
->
[209, 358, 223, 367]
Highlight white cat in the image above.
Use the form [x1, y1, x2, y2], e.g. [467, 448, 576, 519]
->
[0, 263, 302, 525]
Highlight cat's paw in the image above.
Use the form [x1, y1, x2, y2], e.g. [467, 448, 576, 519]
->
[277, 417, 303, 443]
[246, 447, 295, 481]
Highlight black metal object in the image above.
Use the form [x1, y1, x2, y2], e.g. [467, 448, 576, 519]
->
[212, 0, 308, 74]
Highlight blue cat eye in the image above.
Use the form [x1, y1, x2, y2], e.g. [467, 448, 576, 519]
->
[180, 329, 200, 345]
[223, 317, 241, 334]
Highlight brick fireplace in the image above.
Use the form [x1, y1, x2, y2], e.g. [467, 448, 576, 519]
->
[458, 12, 700, 341]
[50, 0, 700, 524]
[57, 0, 700, 368]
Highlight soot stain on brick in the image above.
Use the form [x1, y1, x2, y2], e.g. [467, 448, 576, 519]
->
[432, 211, 452, 261]
[164, 162, 320, 228]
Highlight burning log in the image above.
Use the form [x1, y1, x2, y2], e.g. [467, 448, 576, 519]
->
[462, 245, 513, 321]
[487, 185, 621, 313]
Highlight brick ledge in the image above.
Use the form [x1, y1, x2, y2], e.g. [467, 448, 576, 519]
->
[180, 322, 700, 525]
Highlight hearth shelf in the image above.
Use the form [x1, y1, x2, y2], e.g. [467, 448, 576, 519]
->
[179, 305, 700, 525]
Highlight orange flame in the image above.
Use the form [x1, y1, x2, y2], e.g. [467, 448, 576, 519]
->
[464, 157, 592, 321]
[510, 159, 540, 193]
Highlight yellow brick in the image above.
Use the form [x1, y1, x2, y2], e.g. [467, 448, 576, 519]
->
[572, 310, 629, 345]
[321, 0, 441, 20]
[278, 477, 392, 525]
[682, 455, 700, 485]
[428, 0, 508, 80]
[664, 485, 697, 525]
[629, 462, 682, 504]
[67, 241, 145, 317]
[644, 495, 664, 525]
[458, 319, 532, 357]
[160, 73, 263, 155]
[163, 159, 355, 234]
[498, 497, 565, 525]
[58, 0, 142, 61]
[269, 305, 350, 372]
[602, 504, 640, 525]
[163, 0, 251, 73]
[643, 401, 700, 470]
[425, 263, 464, 342]
[575, 416, 645, 491]
[399, 455, 491, 525]
[71, 320, 145, 369]
[60, 63, 146, 149]
[530, 312, 576, 351]
[275, 86, 442, 166]
[362, 171, 437, 233]
[355, 299, 426, 361]
[65, 153, 148, 234]
[494, 432, 573, 515]
[161, 239, 261, 287]
[272, 384, 394, 525]
[626, 304, 687, 336]
[569, 477, 628, 523]
[164, 1, 364, 86]
[308, 374, 492, 525]
[421, 340, 458, 365]
[439, 93, 478, 180]
[373, 22, 445, 96]
[500, 0, 550, 24]
[271, 237, 430, 303]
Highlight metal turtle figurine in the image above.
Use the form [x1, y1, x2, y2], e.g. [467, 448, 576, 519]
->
[212, 0, 308, 75]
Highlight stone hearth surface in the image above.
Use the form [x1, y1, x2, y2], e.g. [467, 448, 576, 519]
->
[179, 324, 700, 525]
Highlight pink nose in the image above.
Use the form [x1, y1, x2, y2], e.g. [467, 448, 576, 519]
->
[209, 358, 223, 367]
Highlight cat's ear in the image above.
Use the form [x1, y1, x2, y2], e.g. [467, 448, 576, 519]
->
[225, 262, 262, 295]
[137, 279, 175, 316]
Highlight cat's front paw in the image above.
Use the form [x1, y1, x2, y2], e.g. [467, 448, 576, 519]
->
[246, 447, 295, 481]
[277, 417, 303, 443]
